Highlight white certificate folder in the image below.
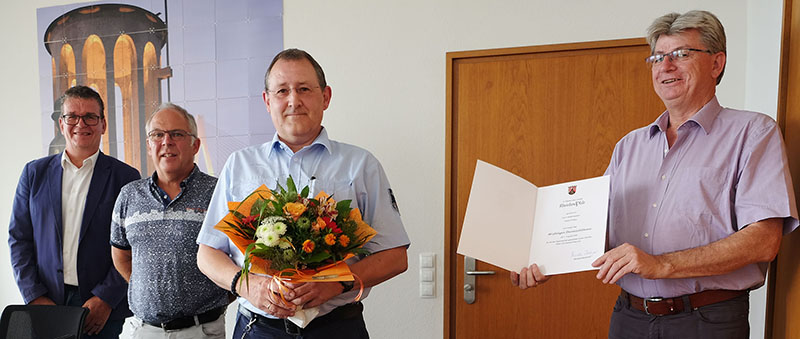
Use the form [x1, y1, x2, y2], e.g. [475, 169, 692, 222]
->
[457, 160, 610, 275]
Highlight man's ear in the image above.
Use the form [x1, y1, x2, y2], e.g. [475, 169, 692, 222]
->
[711, 52, 726, 80]
[192, 137, 201, 155]
[322, 86, 332, 110]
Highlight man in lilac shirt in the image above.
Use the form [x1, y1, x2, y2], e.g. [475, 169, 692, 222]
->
[511, 10, 798, 338]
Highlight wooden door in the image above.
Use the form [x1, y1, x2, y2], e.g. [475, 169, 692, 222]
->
[445, 39, 665, 338]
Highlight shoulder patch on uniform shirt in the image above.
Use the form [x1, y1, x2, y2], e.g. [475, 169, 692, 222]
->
[389, 188, 400, 214]
[388, 188, 400, 214]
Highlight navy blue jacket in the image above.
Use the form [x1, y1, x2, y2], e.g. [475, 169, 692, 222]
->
[9, 151, 139, 320]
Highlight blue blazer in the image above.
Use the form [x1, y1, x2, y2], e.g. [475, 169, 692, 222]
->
[9, 151, 140, 320]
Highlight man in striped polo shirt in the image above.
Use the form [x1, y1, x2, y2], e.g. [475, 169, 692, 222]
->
[111, 103, 230, 338]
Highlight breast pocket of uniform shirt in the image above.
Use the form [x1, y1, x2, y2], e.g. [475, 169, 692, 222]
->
[670, 167, 731, 246]
[232, 179, 273, 200]
[315, 179, 358, 207]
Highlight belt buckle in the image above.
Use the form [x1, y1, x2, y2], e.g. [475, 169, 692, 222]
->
[643, 297, 663, 316]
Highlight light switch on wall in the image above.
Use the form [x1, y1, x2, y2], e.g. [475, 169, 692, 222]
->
[419, 253, 436, 298]
[420, 253, 435, 268]
[420, 282, 435, 298]
[420, 268, 434, 282]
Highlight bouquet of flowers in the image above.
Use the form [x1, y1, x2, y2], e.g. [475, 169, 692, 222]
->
[214, 176, 376, 327]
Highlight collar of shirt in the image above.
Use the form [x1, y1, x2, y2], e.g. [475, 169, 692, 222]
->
[60, 149, 100, 171]
[648, 96, 723, 138]
[148, 164, 199, 207]
[267, 126, 334, 158]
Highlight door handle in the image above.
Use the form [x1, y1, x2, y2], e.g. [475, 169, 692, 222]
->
[463, 256, 495, 304]
[466, 270, 496, 276]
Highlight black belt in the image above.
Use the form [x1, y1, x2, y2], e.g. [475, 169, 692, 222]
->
[239, 302, 363, 335]
[144, 305, 226, 331]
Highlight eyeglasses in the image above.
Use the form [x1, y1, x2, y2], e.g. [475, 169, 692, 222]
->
[61, 114, 103, 126]
[147, 129, 195, 142]
[645, 48, 712, 65]
[267, 86, 321, 99]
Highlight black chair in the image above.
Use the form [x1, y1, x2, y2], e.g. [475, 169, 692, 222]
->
[0, 305, 88, 339]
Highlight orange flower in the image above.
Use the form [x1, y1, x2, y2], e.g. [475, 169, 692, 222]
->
[338, 235, 350, 247]
[324, 233, 336, 246]
[302, 239, 315, 253]
[312, 217, 326, 231]
[283, 202, 307, 221]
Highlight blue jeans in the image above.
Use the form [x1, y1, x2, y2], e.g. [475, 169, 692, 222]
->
[608, 292, 749, 339]
[64, 285, 124, 339]
[233, 304, 369, 339]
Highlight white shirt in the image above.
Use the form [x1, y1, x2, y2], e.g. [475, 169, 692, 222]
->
[60, 150, 99, 286]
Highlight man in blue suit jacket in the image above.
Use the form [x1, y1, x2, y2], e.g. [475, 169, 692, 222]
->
[9, 86, 140, 338]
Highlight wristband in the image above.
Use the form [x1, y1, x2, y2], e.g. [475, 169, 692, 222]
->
[231, 271, 243, 297]
[339, 280, 354, 293]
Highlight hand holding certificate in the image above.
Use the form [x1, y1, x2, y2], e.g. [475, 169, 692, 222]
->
[457, 160, 609, 275]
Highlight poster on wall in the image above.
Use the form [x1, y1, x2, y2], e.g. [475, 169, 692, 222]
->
[36, 0, 283, 175]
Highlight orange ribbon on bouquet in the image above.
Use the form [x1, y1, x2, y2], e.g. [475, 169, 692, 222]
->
[271, 265, 366, 308]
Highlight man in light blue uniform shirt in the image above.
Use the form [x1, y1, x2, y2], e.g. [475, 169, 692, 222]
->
[196, 48, 410, 338]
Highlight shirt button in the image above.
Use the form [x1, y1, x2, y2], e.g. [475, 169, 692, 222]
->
[644, 233, 649, 238]
[661, 175, 666, 180]
[652, 203, 657, 208]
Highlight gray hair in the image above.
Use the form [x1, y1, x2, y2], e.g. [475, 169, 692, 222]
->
[146, 102, 198, 138]
[264, 48, 327, 91]
[646, 10, 726, 84]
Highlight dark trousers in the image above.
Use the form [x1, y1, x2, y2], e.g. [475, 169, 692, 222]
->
[233, 303, 369, 339]
[608, 292, 750, 339]
[64, 285, 124, 339]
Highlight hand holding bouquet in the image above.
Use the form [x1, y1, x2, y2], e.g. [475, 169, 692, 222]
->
[214, 176, 376, 327]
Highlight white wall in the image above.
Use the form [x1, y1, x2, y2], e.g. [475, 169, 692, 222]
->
[0, 1, 783, 338]
[745, 1, 786, 336]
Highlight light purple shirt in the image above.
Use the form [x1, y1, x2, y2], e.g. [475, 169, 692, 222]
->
[605, 97, 798, 298]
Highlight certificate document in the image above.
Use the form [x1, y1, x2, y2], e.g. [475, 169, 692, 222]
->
[456, 160, 609, 275]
